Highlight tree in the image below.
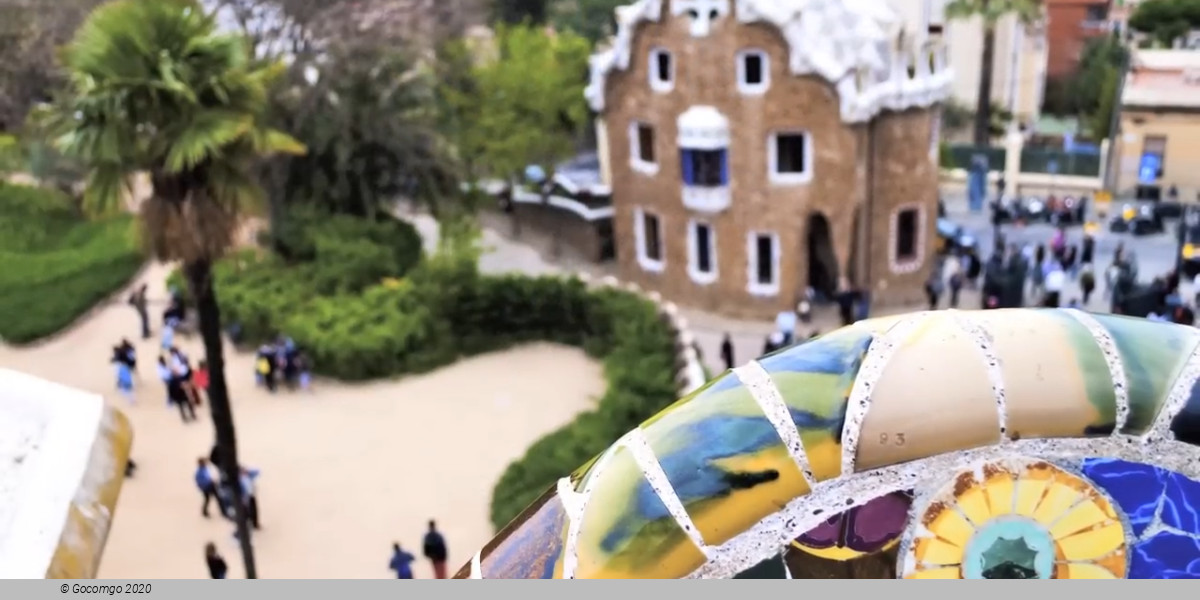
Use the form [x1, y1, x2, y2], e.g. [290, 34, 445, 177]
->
[946, 0, 1043, 146]
[0, 0, 107, 131]
[278, 42, 459, 219]
[550, 0, 623, 43]
[1129, 0, 1200, 47]
[50, 0, 303, 578]
[492, 0, 549, 25]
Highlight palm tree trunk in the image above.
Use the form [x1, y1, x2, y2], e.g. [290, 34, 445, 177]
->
[975, 16, 997, 147]
[184, 260, 258, 579]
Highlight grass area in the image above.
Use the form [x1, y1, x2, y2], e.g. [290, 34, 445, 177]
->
[0, 182, 143, 344]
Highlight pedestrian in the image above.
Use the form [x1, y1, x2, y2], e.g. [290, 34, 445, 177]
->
[196, 458, 222, 518]
[1080, 267, 1096, 306]
[1081, 233, 1095, 266]
[389, 543, 415, 579]
[129, 284, 151, 340]
[194, 360, 210, 405]
[924, 269, 943, 310]
[239, 467, 261, 530]
[1043, 263, 1065, 308]
[256, 344, 276, 393]
[719, 333, 734, 371]
[112, 347, 135, 405]
[945, 254, 963, 308]
[422, 520, 448, 579]
[775, 309, 797, 346]
[296, 353, 312, 392]
[162, 356, 196, 423]
[205, 543, 228, 579]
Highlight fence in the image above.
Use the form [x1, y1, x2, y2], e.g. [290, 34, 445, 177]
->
[943, 144, 1007, 172]
[1019, 147, 1102, 177]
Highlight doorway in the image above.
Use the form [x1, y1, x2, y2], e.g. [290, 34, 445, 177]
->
[806, 213, 839, 299]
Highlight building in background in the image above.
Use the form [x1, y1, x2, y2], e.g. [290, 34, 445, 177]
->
[588, 0, 952, 318]
[1112, 50, 1200, 201]
[894, 0, 1048, 130]
[1046, 0, 1114, 79]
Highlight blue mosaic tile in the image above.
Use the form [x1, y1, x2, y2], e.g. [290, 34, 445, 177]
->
[1081, 458, 1166, 537]
[1129, 532, 1200, 579]
[1162, 471, 1200, 536]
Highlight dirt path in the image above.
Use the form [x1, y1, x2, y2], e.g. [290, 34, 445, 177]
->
[0, 262, 606, 578]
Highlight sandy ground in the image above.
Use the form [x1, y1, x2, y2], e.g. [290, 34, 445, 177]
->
[0, 262, 606, 579]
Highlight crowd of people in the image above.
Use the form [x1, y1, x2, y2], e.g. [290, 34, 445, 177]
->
[254, 337, 311, 393]
[196, 447, 263, 579]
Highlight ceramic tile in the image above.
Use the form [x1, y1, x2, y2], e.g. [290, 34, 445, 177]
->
[733, 552, 789, 578]
[1171, 376, 1200, 446]
[1080, 458, 1166, 538]
[640, 372, 809, 546]
[786, 537, 902, 579]
[968, 311, 1117, 438]
[792, 491, 911, 559]
[854, 314, 1001, 470]
[1161, 470, 1200, 535]
[477, 485, 566, 579]
[1091, 315, 1200, 435]
[573, 445, 706, 579]
[759, 327, 875, 481]
[1129, 532, 1200, 579]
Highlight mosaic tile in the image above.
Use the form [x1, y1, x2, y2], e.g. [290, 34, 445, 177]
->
[478, 486, 566, 579]
[1171, 377, 1200, 446]
[1080, 458, 1166, 538]
[786, 536, 902, 579]
[904, 460, 1126, 579]
[792, 491, 911, 559]
[641, 372, 809, 546]
[573, 445, 706, 578]
[1161, 470, 1200, 535]
[1129, 532, 1200, 579]
[759, 327, 874, 481]
[1091, 315, 1200, 435]
[733, 553, 789, 579]
[855, 314, 1001, 471]
[968, 311, 1117, 438]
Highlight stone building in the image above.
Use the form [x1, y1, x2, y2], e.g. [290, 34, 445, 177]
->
[586, 0, 954, 319]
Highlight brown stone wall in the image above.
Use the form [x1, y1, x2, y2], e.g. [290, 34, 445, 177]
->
[604, 5, 938, 319]
[865, 109, 939, 307]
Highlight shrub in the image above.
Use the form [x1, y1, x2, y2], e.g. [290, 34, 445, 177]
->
[0, 183, 143, 344]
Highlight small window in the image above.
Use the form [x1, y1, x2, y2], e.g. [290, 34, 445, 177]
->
[755, 234, 773, 285]
[649, 48, 673, 91]
[769, 132, 812, 184]
[681, 148, 728, 187]
[688, 220, 718, 284]
[895, 208, 919, 262]
[643, 211, 662, 262]
[630, 122, 658, 174]
[747, 232, 779, 295]
[737, 49, 770, 94]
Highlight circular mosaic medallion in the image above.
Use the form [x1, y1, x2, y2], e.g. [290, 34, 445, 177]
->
[902, 460, 1128, 579]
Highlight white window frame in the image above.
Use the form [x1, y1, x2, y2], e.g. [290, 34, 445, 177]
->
[629, 121, 659, 176]
[890, 204, 926, 274]
[687, 218, 718, 285]
[634, 206, 666, 273]
[768, 131, 813, 185]
[746, 231, 781, 296]
[648, 47, 674, 93]
[736, 49, 770, 95]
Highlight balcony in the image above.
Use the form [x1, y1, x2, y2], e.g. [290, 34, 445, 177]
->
[682, 185, 731, 214]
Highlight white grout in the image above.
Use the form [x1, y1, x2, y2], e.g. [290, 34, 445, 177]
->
[733, 361, 816, 487]
[839, 314, 928, 475]
[1148, 339, 1200, 443]
[623, 429, 711, 555]
[469, 550, 483, 579]
[1065, 309, 1130, 433]
[952, 311, 1009, 441]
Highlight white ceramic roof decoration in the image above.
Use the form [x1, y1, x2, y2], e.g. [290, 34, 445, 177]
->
[584, 0, 954, 123]
[677, 105, 731, 150]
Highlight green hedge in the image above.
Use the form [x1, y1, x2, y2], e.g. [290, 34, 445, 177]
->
[0, 182, 143, 344]
[176, 214, 682, 531]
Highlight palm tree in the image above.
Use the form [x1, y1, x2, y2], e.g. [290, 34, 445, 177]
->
[50, 0, 303, 578]
[946, 0, 1043, 146]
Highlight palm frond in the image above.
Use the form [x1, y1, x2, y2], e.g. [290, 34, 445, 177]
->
[81, 164, 133, 216]
[164, 110, 252, 173]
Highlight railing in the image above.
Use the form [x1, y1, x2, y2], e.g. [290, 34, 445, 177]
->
[943, 144, 1007, 172]
[1020, 147, 1103, 177]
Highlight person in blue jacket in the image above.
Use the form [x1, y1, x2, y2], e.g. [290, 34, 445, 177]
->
[389, 543, 415, 579]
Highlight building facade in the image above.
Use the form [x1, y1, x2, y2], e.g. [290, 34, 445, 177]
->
[1046, 0, 1113, 79]
[588, 0, 953, 319]
[1113, 50, 1200, 202]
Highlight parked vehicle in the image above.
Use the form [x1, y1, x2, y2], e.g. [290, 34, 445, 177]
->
[1110, 203, 1164, 236]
